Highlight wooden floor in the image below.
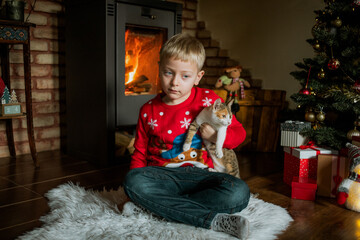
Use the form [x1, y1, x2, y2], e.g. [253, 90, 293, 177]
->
[0, 150, 359, 240]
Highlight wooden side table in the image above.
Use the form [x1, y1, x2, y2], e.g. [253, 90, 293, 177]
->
[0, 20, 38, 167]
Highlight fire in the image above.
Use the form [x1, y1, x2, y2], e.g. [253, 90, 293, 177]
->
[124, 28, 164, 95]
[125, 29, 141, 85]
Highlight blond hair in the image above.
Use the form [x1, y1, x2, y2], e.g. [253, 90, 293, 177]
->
[159, 33, 206, 71]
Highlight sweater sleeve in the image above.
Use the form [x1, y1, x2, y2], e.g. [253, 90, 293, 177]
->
[130, 108, 149, 169]
[223, 115, 246, 149]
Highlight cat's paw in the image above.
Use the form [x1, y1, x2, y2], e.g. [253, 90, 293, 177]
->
[208, 168, 217, 172]
[183, 143, 191, 151]
[215, 149, 223, 158]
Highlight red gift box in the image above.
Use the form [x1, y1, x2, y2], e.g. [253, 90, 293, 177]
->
[291, 177, 317, 201]
[283, 143, 338, 185]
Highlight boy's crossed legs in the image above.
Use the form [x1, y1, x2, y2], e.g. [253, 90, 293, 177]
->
[123, 166, 250, 239]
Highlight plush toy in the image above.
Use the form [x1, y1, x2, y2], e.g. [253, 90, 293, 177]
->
[215, 66, 250, 113]
[337, 143, 360, 212]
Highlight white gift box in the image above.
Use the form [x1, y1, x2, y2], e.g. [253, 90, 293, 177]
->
[280, 120, 311, 147]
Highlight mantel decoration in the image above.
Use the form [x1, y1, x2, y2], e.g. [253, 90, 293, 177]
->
[0, 76, 22, 116]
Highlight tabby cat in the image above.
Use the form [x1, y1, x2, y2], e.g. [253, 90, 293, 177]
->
[183, 98, 240, 178]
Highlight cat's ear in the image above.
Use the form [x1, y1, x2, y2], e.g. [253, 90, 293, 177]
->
[213, 98, 222, 110]
[227, 99, 234, 109]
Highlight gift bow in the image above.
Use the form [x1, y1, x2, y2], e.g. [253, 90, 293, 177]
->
[299, 141, 316, 149]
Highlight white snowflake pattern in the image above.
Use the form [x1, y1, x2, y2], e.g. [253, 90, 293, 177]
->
[180, 117, 192, 129]
[202, 97, 213, 107]
[148, 119, 158, 130]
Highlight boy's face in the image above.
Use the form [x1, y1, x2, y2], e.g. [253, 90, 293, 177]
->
[160, 57, 204, 105]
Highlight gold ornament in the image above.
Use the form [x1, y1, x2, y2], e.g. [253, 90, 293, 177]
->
[318, 68, 325, 79]
[316, 111, 326, 122]
[313, 40, 321, 51]
[305, 111, 316, 122]
[332, 17, 342, 27]
[347, 127, 360, 140]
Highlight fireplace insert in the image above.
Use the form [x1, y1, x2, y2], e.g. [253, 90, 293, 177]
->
[66, 0, 182, 164]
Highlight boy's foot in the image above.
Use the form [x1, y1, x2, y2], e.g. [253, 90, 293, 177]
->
[122, 201, 143, 216]
[211, 213, 249, 239]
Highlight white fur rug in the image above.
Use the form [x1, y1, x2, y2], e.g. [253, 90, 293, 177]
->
[18, 182, 293, 240]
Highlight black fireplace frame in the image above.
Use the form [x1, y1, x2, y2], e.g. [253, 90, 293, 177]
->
[66, 0, 182, 165]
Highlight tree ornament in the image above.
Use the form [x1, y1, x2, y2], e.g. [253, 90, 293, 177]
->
[299, 88, 310, 95]
[318, 68, 326, 79]
[313, 40, 321, 51]
[313, 122, 321, 130]
[316, 111, 326, 122]
[327, 58, 340, 70]
[332, 17, 342, 27]
[300, 66, 312, 95]
[309, 87, 316, 95]
[305, 110, 316, 122]
[353, 80, 360, 92]
[297, 104, 302, 109]
[353, 0, 360, 8]
[347, 127, 360, 140]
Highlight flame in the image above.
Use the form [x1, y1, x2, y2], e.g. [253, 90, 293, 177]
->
[125, 29, 141, 85]
[124, 28, 164, 93]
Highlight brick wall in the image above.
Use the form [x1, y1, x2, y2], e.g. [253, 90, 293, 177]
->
[0, 0, 240, 158]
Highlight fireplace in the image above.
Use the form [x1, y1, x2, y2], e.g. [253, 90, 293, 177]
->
[66, 0, 182, 164]
[124, 26, 166, 96]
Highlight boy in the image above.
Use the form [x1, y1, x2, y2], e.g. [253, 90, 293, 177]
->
[123, 33, 250, 239]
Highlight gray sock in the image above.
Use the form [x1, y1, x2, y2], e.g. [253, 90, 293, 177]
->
[211, 213, 249, 239]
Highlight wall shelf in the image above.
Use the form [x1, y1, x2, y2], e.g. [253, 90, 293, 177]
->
[0, 20, 38, 167]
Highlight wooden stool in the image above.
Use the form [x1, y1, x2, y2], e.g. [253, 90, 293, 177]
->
[0, 20, 38, 167]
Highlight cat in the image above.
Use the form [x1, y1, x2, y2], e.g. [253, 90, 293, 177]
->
[183, 98, 240, 178]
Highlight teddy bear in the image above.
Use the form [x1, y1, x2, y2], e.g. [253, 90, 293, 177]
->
[337, 143, 360, 212]
[215, 66, 250, 113]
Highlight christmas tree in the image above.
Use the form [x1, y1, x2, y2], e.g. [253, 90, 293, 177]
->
[1, 86, 10, 104]
[290, 0, 360, 150]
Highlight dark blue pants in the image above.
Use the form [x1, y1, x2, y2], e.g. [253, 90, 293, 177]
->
[124, 166, 250, 229]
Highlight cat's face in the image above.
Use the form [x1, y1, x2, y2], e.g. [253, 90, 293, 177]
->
[211, 99, 233, 126]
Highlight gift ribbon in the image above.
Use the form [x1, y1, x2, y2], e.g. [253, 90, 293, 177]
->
[298, 141, 320, 178]
[299, 141, 315, 149]
[299, 141, 320, 157]
[331, 155, 343, 196]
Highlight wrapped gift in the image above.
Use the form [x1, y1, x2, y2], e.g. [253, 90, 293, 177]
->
[280, 120, 311, 147]
[291, 177, 317, 201]
[317, 152, 350, 198]
[283, 143, 338, 185]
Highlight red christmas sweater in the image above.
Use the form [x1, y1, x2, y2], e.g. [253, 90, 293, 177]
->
[130, 87, 246, 169]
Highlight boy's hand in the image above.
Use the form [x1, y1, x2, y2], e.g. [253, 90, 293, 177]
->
[200, 123, 217, 143]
